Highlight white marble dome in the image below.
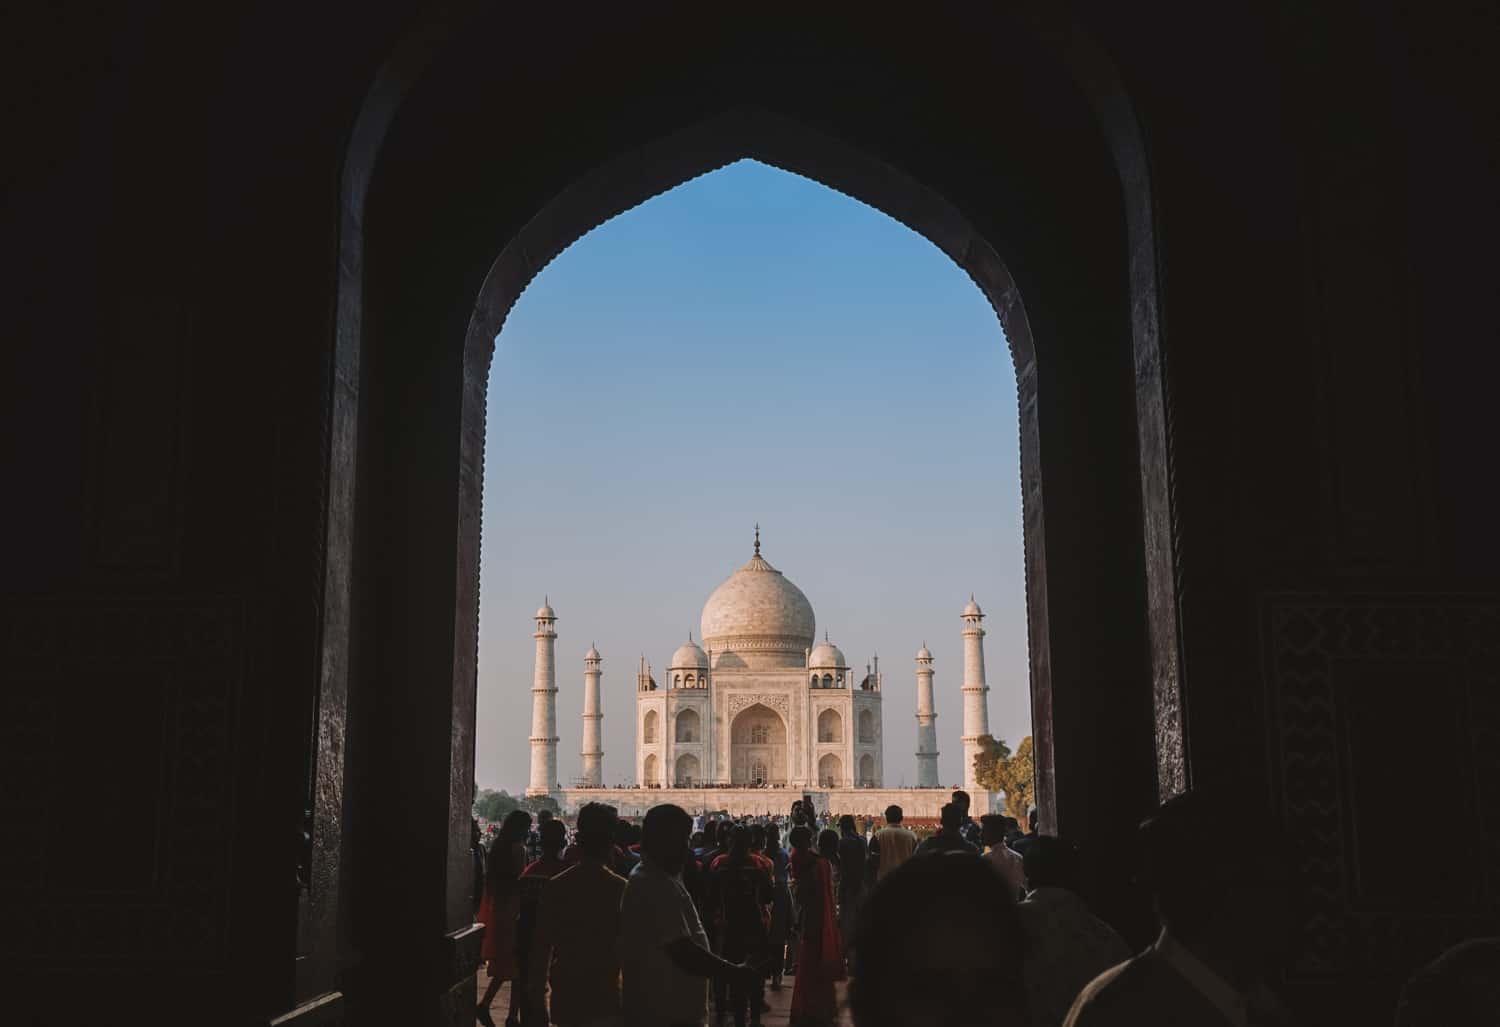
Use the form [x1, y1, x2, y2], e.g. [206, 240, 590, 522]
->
[809, 639, 846, 668]
[669, 635, 708, 670]
[700, 547, 816, 665]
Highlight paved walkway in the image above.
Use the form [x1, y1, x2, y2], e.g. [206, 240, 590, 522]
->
[477, 972, 854, 1026]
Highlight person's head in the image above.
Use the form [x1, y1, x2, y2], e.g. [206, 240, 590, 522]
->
[884, 804, 903, 825]
[690, 829, 705, 850]
[1138, 789, 1289, 965]
[728, 824, 752, 864]
[951, 790, 971, 817]
[851, 852, 1026, 1027]
[641, 804, 693, 875]
[750, 823, 767, 852]
[817, 828, 840, 861]
[979, 814, 1008, 848]
[612, 816, 632, 847]
[715, 819, 734, 849]
[1021, 835, 1079, 892]
[538, 818, 567, 857]
[499, 809, 533, 845]
[765, 822, 781, 850]
[536, 808, 553, 827]
[1396, 937, 1500, 1027]
[839, 814, 858, 837]
[1001, 816, 1020, 837]
[574, 802, 618, 862]
[1027, 808, 1038, 833]
[939, 803, 962, 834]
[789, 825, 813, 851]
[791, 800, 807, 827]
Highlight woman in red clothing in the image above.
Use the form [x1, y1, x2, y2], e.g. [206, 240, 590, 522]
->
[477, 809, 531, 1027]
[788, 824, 844, 1026]
[515, 819, 568, 1026]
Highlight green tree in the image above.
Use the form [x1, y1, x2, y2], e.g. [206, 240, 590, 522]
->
[972, 734, 1011, 792]
[520, 794, 561, 816]
[473, 788, 520, 822]
[973, 734, 1035, 822]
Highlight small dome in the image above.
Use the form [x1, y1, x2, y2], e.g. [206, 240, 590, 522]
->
[669, 635, 708, 671]
[809, 639, 846, 668]
[916, 643, 933, 661]
[585, 643, 601, 661]
[536, 599, 556, 619]
[962, 596, 983, 618]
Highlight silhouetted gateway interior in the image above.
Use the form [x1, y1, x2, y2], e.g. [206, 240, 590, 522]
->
[5, 3, 1495, 1026]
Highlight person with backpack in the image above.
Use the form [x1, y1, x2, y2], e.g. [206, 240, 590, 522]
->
[711, 825, 773, 1027]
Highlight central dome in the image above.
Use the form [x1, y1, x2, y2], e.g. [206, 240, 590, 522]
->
[700, 536, 816, 667]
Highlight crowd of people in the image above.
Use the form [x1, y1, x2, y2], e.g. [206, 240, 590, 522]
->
[471, 790, 1498, 1027]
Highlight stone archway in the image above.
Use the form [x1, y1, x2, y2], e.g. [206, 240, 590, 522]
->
[858, 753, 876, 786]
[730, 702, 788, 785]
[331, 14, 1182, 1016]
[818, 753, 843, 788]
[817, 708, 842, 744]
[674, 752, 700, 787]
[675, 708, 700, 743]
[643, 752, 659, 786]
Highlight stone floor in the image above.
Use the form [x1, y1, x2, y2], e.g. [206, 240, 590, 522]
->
[477, 970, 854, 1026]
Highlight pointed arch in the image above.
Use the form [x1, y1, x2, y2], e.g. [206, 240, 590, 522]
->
[817, 708, 842, 744]
[818, 753, 842, 788]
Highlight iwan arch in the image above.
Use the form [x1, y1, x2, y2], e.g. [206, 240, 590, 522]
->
[326, 16, 1183, 1021]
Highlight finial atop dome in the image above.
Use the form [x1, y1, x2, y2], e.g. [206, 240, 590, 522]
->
[754, 522, 761, 556]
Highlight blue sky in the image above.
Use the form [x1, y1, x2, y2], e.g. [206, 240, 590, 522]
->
[477, 159, 1028, 791]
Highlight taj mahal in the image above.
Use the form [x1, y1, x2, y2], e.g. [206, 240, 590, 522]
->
[522, 529, 999, 818]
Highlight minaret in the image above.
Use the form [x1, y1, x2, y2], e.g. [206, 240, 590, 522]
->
[960, 596, 992, 801]
[580, 643, 603, 787]
[526, 599, 558, 796]
[914, 643, 939, 787]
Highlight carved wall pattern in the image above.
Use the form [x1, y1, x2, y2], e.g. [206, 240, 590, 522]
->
[725, 693, 791, 721]
[1264, 595, 1499, 975]
[0, 597, 242, 963]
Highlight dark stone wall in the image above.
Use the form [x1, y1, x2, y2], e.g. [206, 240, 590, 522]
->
[2, 2, 1494, 1024]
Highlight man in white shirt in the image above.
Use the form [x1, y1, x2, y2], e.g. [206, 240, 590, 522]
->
[869, 804, 918, 880]
[1062, 790, 1293, 1027]
[1015, 834, 1131, 1027]
[619, 804, 758, 1027]
[980, 814, 1026, 898]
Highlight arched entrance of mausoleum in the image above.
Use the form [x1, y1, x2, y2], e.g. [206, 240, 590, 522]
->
[730, 703, 788, 786]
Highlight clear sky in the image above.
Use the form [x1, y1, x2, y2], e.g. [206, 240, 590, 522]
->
[476, 159, 1029, 792]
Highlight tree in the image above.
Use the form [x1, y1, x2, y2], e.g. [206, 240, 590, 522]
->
[473, 788, 560, 823]
[521, 794, 560, 816]
[973, 734, 1035, 822]
[473, 788, 520, 822]
[972, 734, 1011, 792]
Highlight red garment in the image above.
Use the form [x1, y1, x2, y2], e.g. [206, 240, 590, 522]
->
[789, 847, 844, 1023]
[709, 852, 773, 873]
[479, 841, 526, 980]
[561, 842, 625, 866]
